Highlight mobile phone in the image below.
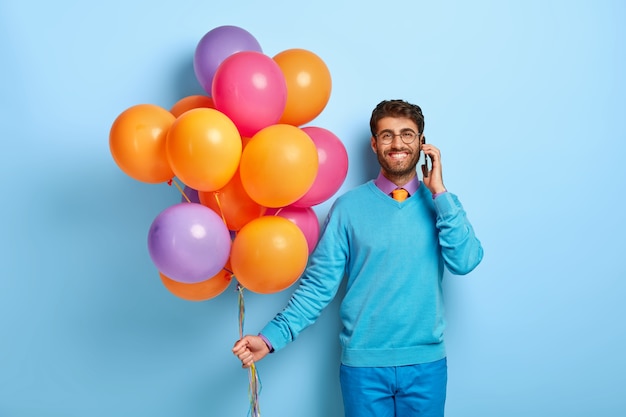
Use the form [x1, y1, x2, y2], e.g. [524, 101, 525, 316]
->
[421, 135, 430, 178]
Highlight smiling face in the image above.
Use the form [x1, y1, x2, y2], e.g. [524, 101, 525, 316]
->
[371, 116, 423, 185]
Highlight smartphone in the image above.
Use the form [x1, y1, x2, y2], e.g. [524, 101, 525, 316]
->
[421, 135, 430, 178]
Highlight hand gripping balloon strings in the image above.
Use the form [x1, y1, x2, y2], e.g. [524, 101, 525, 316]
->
[167, 178, 191, 203]
[237, 283, 262, 417]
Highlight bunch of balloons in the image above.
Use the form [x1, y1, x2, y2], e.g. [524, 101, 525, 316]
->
[109, 25, 348, 301]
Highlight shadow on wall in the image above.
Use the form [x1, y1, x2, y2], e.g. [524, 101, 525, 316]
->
[169, 54, 207, 104]
[357, 129, 380, 182]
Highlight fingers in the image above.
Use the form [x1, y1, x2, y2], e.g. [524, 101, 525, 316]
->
[232, 337, 255, 368]
[236, 348, 255, 368]
[240, 350, 255, 368]
[232, 339, 250, 359]
[420, 143, 446, 193]
[421, 143, 441, 163]
[232, 338, 248, 354]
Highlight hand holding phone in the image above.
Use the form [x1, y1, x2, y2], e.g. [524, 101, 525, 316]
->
[421, 135, 430, 178]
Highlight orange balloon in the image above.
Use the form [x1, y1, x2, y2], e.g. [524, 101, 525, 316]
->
[231, 216, 309, 294]
[109, 104, 175, 183]
[240, 124, 318, 208]
[166, 108, 242, 191]
[160, 264, 232, 301]
[199, 168, 267, 231]
[273, 49, 332, 126]
[170, 95, 215, 118]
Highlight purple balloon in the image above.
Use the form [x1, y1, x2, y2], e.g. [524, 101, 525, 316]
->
[193, 25, 262, 96]
[148, 203, 231, 283]
[182, 185, 200, 204]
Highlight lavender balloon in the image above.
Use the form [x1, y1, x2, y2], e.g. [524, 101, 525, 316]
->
[148, 203, 231, 283]
[193, 25, 262, 96]
[181, 185, 200, 204]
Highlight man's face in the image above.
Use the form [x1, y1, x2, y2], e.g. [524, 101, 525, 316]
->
[370, 116, 422, 181]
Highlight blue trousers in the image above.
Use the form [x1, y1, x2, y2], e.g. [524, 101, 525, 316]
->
[339, 358, 447, 417]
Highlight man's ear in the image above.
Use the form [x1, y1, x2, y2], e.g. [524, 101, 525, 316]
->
[370, 136, 377, 153]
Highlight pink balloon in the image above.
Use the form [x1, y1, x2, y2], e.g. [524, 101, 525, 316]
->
[212, 51, 287, 137]
[292, 127, 349, 207]
[193, 25, 263, 96]
[266, 206, 320, 254]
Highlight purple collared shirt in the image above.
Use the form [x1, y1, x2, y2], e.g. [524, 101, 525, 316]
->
[374, 172, 446, 199]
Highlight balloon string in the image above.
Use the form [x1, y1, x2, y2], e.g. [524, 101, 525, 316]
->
[237, 283, 262, 417]
[237, 283, 245, 338]
[213, 192, 228, 226]
[168, 178, 191, 203]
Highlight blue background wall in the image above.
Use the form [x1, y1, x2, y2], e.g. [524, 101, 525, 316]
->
[2, 0, 625, 416]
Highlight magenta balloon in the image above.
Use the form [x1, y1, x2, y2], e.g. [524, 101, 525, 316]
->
[193, 26, 262, 96]
[147, 203, 231, 283]
[266, 206, 320, 254]
[212, 51, 287, 137]
[292, 127, 349, 207]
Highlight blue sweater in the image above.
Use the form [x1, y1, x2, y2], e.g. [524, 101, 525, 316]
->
[261, 180, 483, 367]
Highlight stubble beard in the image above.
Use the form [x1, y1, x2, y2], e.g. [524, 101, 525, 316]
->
[377, 148, 420, 180]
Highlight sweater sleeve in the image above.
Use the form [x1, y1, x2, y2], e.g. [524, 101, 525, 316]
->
[433, 192, 484, 275]
[260, 209, 347, 352]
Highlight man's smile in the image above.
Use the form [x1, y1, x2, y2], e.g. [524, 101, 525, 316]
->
[387, 151, 410, 160]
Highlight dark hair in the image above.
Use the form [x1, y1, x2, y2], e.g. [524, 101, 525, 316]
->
[369, 99, 425, 136]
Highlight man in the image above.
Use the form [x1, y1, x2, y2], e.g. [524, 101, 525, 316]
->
[233, 99, 484, 416]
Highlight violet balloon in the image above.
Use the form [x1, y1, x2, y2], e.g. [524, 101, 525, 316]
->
[193, 26, 263, 96]
[147, 203, 231, 283]
[181, 185, 200, 203]
[292, 127, 349, 207]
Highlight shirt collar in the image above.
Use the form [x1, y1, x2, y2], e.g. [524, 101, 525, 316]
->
[374, 172, 420, 196]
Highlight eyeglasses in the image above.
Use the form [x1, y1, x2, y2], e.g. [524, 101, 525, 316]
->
[375, 129, 420, 145]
